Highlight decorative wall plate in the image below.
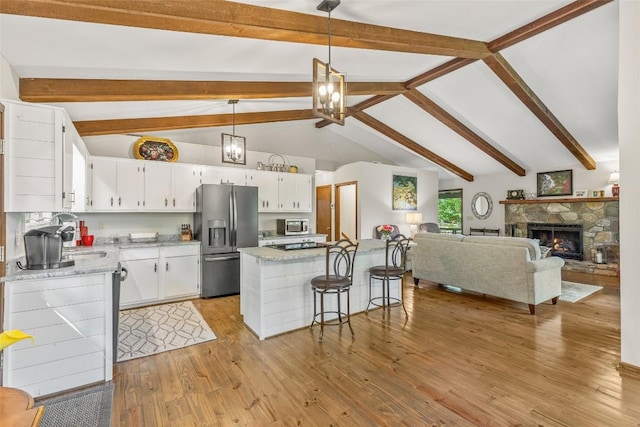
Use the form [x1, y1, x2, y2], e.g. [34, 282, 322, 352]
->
[133, 136, 178, 162]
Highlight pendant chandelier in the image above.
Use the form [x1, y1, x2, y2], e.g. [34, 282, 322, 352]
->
[221, 100, 246, 165]
[313, 0, 346, 125]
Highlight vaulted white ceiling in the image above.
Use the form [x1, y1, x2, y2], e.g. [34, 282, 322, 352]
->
[0, 0, 619, 179]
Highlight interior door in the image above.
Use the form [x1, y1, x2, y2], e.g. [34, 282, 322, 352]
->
[316, 185, 332, 240]
[335, 181, 357, 242]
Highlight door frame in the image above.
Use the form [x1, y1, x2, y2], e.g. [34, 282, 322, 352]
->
[315, 184, 332, 241]
[334, 181, 358, 241]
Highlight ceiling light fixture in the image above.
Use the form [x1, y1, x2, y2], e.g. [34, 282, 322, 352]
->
[313, 0, 346, 125]
[221, 100, 246, 165]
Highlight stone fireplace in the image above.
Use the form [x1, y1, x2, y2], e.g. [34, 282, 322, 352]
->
[502, 197, 619, 275]
[527, 223, 583, 260]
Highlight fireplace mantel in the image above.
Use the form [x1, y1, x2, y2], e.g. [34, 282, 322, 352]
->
[500, 197, 618, 204]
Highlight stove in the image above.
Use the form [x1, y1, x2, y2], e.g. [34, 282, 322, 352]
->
[267, 242, 329, 251]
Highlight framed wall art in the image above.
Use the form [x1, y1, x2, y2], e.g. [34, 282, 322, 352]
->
[133, 136, 178, 162]
[536, 169, 573, 197]
[392, 175, 417, 210]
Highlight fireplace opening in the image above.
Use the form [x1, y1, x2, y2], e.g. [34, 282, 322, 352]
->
[527, 223, 583, 260]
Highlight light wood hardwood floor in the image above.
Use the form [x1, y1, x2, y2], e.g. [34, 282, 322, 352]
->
[112, 273, 639, 426]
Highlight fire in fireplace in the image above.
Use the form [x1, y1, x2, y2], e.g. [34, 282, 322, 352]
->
[527, 223, 583, 260]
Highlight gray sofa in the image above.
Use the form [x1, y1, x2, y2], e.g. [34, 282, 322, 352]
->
[412, 232, 565, 314]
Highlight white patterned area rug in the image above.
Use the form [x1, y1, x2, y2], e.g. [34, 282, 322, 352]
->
[560, 281, 603, 303]
[118, 301, 216, 362]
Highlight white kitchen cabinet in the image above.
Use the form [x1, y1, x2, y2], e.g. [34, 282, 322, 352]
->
[2, 272, 113, 398]
[278, 173, 312, 212]
[119, 247, 160, 307]
[119, 245, 200, 308]
[200, 165, 246, 186]
[145, 161, 198, 211]
[161, 245, 200, 299]
[143, 161, 172, 210]
[89, 157, 144, 211]
[171, 163, 199, 211]
[2, 100, 63, 212]
[246, 170, 279, 212]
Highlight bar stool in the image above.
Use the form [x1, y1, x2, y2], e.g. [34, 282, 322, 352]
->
[310, 239, 359, 341]
[366, 234, 410, 317]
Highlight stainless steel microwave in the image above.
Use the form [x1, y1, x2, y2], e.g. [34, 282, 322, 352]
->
[277, 219, 310, 235]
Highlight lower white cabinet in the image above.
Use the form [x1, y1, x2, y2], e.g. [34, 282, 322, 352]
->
[119, 245, 200, 309]
[2, 273, 113, 398]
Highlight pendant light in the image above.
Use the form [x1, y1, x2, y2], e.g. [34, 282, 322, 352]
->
[221, 100, 246, 165]
[313, 0, 346, 125]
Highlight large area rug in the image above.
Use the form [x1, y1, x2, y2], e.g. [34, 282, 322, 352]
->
[560, 281, 603, 303]
[36, 382, 114, 427]
[118, 301, 216, 362]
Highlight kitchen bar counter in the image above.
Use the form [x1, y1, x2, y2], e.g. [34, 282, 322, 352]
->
[239, 239, 399, 340]
[2, 240, 201, 282]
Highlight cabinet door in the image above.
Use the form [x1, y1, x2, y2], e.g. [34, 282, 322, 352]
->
[144, 161, 172, 210]
[249, 170, 279, 212]
[117, 159, 144, 210]
[221, 167, 246, 185]
[120, 258, 159, 307]
[278, 173, 312, 212]
[200, 165, 224, 185]
[172, 163, 199, 211]
[162, 255, 200, 298]
[61, 114, 74, 210]
[90, 157, 118, 210]
[3, 101, 62, 212]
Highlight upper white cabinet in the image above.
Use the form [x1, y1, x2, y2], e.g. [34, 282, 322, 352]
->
[3, 100, 63, 212]
[246, 170, 312, 213]
[200, 165, 246, 186]
[144, 161, 199, 211]
[89, 157, 144, 211]
[279, 173, 312, 212]
[62, 111, 90, 212]
[246, 170, 279, 212]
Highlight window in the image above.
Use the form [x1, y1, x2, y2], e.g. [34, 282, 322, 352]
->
[438, 189, 462, 234]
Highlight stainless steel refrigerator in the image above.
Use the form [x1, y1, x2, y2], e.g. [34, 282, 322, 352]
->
[194, 184, 258, 297]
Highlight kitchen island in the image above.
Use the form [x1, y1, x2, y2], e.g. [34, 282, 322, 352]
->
[1, 239, 200, 398]
[239, 239, 402, 340]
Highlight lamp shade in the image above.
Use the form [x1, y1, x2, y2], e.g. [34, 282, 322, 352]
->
[608, 171, 620, 184]
[406, 213, 423, 224]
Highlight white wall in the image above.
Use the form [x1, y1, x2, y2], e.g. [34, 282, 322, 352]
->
[619, 0, 640, 369]
[0, 54, 19, 100]
[439, 160, 620, 235]
[319, 162, 439, 239]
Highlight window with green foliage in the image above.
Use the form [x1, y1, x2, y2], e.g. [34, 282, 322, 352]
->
[438, 189, 463, 234]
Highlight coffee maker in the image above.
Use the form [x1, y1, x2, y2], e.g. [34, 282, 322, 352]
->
[18, 225, 76, 270]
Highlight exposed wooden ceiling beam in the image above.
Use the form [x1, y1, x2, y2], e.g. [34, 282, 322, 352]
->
[352, 111, 474, 182]
[0, 0, 491, 59]
[489, 0, 614, 52]
[404, 89, 526, 176]
[405, 58, 478, 88]
[19, 79, 407, 102]
[74, 109, 314, 137]
[483, 53, 596, 170]
[314, 94, 398, 129]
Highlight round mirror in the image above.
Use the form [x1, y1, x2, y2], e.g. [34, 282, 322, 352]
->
[471, 192, 493, 220]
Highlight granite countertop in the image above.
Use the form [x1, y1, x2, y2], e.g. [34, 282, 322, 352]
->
[3, 240, 201, 282]
[239, 239, 385, 261]
[258, 233, 327, 241]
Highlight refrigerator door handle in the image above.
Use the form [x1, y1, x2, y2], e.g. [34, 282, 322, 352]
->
[231, 189, 238, 247]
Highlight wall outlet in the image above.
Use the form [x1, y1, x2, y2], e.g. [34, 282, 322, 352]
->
[15, 230, 22, 246]
[99, 223, 105, 230]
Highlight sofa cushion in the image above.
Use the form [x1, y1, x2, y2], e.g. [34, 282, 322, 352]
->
[462, 236, 541, 260]
[414, 232, 464, 243]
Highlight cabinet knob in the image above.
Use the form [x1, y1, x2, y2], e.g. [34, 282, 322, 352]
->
[110, 196, 113, 207]
[119, 196, 122, 206]
[154, 263, 157, 272]
[165, 198, 168, 207]
[166, 262, 169, 271]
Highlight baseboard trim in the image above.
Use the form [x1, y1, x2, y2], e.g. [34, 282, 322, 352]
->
[618, 362, 640, 380]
